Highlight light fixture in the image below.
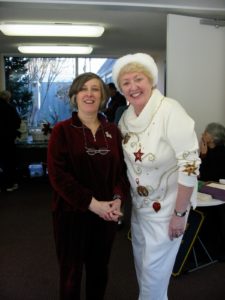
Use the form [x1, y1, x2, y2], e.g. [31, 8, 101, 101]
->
[0, 23, 104, 37]
[18, 45, 93, 54]
[200, 19, 225, 28]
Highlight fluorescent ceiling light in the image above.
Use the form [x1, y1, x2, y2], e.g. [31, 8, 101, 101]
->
[0, 23, 104, 37]
[18, 45, 93, 54]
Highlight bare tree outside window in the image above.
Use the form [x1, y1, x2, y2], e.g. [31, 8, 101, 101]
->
[5, 56, 112, 129]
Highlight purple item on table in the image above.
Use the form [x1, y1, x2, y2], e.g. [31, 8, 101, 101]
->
[200, 184, 225, 201]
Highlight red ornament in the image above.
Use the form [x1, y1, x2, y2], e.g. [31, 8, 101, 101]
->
[152, 201, 161, 212]
[134, 148, 144, 162]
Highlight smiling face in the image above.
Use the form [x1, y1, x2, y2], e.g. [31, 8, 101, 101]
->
[75, 78, 102, 115]
[69, 73, 109, 116]
[119, 71, 153, 115]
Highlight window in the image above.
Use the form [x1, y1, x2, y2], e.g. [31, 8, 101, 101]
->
[4, 56, 116, 128]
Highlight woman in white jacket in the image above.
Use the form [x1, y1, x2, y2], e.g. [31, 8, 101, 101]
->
[112, 53, 201, 300]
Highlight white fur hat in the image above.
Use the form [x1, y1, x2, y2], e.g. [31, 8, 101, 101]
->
[112, 53, 158, 90]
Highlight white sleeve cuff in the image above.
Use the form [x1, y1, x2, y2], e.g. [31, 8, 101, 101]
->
[178, 172, 197, 187]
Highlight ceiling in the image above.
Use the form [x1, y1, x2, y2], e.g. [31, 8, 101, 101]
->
[0, 0, 225, 57]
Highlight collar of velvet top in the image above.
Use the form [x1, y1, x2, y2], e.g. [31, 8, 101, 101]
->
[71, 111, 108, 128]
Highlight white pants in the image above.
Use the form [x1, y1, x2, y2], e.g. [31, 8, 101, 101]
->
[131, 209, 182, 300]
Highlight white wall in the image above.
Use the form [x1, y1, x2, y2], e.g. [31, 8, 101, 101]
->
[166, 14, 225, 138]
[154, 51, 166, 95]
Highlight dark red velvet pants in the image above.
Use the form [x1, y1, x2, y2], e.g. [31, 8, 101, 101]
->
[53, 210, 117, 300]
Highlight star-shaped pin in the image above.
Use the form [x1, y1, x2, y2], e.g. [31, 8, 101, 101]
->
[134, 148, 144, 162]
[182, 162, 197, 176]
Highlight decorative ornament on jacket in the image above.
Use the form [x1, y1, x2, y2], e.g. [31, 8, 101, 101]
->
[123, 132, 131, 144]
[182, 161, 198, 176]
[134, 148, 144, 162]
[135, 178, 161, 212]
[136, 178, 149, 196]
[152, 201, 161, 212]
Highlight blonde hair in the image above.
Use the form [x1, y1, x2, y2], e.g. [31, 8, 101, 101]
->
[118, 62, 154, 90]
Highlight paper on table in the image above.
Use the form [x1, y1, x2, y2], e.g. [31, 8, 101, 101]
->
[197, 192, 212, 201]
[197, 192, 224, 207]
[207, 183, 225, 190]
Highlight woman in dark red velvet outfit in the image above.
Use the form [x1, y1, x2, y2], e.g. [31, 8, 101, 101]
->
[47, 73, 130, 300]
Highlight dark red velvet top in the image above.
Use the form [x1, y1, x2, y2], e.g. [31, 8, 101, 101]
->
[47, 112, 130, 212]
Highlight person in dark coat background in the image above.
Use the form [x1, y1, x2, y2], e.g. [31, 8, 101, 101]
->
[103, 82, 127, 122]
[0, 90, 21, 192]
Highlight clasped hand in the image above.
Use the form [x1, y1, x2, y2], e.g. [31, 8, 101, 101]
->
[89, 198, 123, 222]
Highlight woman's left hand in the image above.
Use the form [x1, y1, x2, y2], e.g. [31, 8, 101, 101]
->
[168, 215, 186, 240]
[107, 199, 123, 222]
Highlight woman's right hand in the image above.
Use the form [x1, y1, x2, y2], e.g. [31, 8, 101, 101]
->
[200, 134, 208, 156]
[89, 197, 120, 221]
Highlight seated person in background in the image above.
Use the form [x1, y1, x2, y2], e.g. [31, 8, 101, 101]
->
[103, 82, 127, 122]
[198, 122, 225, 261]
[199, 122, 225, 182]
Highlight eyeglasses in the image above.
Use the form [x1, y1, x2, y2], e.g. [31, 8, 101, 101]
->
[85, 147, 110, 156]
[82, 124, 111, 156]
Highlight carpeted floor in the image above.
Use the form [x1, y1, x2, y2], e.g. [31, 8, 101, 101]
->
[0, 177, 225, 300]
